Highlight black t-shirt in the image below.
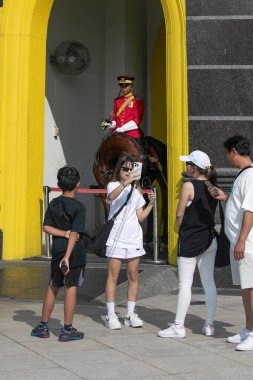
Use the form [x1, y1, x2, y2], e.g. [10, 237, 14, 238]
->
[178, 180, 218, 258]
[43, 195, 86, 268]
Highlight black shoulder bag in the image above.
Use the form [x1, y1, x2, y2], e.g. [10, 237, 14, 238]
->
[214, 201, 230, 267]
[94, 185, 134, 257]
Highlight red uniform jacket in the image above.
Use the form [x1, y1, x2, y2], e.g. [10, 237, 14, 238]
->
[112, 95, 144, 138]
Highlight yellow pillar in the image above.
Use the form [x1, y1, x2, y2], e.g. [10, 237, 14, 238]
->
[0, 0, 53, 259]
[161, 0, 189, 264]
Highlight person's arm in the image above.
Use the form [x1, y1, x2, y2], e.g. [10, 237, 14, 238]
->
[59, 231, 79, 274]
[107, 173, 137, 201]
[234, 210, 253, 260]
[207, 187, 228, 202]
[43, 225, 70, 239]
[136, 191, 156, 223]
[176, 181, 194, 228]
[116, 120, 138, 133]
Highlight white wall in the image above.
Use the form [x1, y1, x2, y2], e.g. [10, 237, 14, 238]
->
[44, 0, 163, 236]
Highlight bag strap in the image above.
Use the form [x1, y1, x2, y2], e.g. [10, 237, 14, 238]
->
[218, 201, 225, 225]
[235, 165, 253, 180]
[110, 184, 134, 221]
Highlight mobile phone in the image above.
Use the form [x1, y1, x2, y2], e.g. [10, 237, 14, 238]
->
[205, 181, 219, 197]
[133, 162, 142, 180]
[60, 260, 68, 275]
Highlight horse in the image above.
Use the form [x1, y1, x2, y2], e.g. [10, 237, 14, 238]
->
[93, 132, 168, 246]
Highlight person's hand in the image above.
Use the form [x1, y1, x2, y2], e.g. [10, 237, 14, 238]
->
[123, 171, 138, 186]
[59, 257, 69, 275]
[106, 120, 116, 130]
[148, 191, 156, 205]
[234, 240, 245, 260]
[208, 187, 227, 201]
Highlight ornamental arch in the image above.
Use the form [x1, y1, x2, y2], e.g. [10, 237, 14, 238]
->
[0, 0, 188, 264]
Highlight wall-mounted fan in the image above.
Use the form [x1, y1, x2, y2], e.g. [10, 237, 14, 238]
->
[50, 40, 90, 75]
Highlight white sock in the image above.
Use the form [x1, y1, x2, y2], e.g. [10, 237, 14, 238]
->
[127, 301, 136, 314]
[174, 320, 184, 328]
[106, 302, 115, 315]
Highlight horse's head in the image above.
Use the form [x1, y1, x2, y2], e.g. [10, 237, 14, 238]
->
[93, 133, 145, 188]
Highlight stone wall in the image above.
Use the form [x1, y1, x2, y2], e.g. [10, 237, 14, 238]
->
[186, 0, 253, 169]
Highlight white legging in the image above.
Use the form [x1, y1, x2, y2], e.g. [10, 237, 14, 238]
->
[175, 238, 217, 325]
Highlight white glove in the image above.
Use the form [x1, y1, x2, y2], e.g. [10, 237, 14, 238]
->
[117, 121, 138, 132]
[107, 120, 116, 129]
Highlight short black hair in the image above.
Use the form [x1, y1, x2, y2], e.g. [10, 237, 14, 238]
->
[57, 166, 80, 191]
[224, 135, 251, 156]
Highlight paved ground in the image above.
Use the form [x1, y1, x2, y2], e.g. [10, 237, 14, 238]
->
[0, 258, 252, 379]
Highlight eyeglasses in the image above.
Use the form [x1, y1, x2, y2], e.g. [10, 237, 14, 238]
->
[121, 167, 132, 172]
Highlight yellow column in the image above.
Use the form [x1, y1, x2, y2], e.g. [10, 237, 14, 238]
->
[161, 0, 189, 264]
[0, 0, 53, 259]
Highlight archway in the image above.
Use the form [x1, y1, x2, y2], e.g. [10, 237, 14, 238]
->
[0, 0, 188, 264]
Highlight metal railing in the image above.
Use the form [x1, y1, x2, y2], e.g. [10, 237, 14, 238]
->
[43, 186, 166, 264]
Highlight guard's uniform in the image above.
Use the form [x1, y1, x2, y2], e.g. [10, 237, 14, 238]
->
[112, 95, 144, 138]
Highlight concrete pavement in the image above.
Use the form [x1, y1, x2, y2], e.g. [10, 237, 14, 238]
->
[0, 285, 252, 379]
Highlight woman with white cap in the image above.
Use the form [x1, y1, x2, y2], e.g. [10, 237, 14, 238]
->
[158, 150, 218, 338]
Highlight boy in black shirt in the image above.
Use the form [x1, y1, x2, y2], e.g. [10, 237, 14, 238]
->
[31, 166, 86, 342]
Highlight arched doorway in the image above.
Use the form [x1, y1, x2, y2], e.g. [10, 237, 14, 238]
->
[0, 0, 188, 264]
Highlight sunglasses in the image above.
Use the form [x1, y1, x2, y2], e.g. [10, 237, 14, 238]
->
[121, 167, 132, 172]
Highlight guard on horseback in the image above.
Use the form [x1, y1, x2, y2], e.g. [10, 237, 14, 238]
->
[102, 75, 158, 167]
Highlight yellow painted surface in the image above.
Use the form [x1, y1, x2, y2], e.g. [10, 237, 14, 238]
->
[0, 0, 53, 259]
[160, 0, 189, 264]
[0, 0, 188, 262]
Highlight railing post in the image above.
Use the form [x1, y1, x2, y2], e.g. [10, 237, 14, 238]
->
[43, 186, 51, 258]
[152, 187, 166, 264]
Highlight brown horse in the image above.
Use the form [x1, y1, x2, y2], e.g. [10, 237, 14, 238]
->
[93, 132, 168, 245]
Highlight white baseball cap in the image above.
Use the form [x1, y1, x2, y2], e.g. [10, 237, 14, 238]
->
[179, 150, 211, 169]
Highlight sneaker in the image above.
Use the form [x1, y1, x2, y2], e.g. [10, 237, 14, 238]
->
[236, 332, 253, 351]
[124, 312, 143, 328]
[157, 323, 186, 338]
[58, 327, 84, 342]
[227, 327, 250, 344]
[105, 314, 122, 330]
[31, 323, 50, 338]
[202, 323, 214, 336]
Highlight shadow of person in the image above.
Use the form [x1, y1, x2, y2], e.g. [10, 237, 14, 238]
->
[13, 309, 62, 337]
[130, 304, 235, 339]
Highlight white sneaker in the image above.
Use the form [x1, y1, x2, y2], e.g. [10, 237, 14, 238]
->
[236, 332, 253, 351]
[124, 312, 143, 328]
[105, 313, 121, 330]
[202, 323, 214, 336]
[157, 323, 186, 338]
[227, 327, 250, 344]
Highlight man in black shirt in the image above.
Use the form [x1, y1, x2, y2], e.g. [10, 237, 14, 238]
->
[31, 166, 86, 342]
